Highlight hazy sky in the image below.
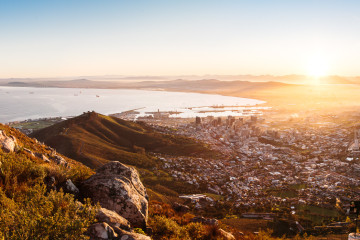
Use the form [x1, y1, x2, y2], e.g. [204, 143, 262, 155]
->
[1, 0, 360, 77]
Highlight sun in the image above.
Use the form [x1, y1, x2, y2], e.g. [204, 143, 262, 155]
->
[306, 56, 329, 83]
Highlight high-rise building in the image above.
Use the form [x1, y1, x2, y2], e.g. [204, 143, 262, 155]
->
[354, 129, 359, 151]
[195, 116, 201, 125]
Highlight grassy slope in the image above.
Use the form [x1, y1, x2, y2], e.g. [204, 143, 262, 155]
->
[31, 112, 216, 196]
[0, 123, 93, 181]
[0, 124, 96, 239]
[31, 112, 214, 170]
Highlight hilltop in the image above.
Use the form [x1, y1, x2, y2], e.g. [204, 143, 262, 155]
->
[31, 111, 215, 170]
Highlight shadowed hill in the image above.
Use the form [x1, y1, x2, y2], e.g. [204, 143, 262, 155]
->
[31, 111, 215, 170]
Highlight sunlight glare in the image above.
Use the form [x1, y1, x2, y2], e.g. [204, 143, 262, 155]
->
[307, 56, 329, 84]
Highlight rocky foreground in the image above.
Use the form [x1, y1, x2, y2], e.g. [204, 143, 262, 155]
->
[0, 126, 151, 239]
[1, 124, 237, 239]
[83, 161, 150, 239]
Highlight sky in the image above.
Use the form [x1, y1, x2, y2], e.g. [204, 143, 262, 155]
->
[1, 0, 360, 78]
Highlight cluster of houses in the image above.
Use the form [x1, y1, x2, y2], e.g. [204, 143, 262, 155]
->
[153, 111, 360, 213]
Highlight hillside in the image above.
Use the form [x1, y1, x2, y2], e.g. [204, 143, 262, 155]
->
[0, 123, 218, 239]
[0, 123, 96, 239]
[31, 111, 215, 170]
[1, 122, 338, 239]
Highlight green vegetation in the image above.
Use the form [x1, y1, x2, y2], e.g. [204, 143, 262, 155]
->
[149, 201, 226, 240]
[0, 186, 97, 240]
[9, 118, 64, 132]
[289, 184, 307, 190]
[140, 168, 201, 195]
[0, 124, 97, 239]
[220, 218, 269, 233]
[296, 205, 342, 225]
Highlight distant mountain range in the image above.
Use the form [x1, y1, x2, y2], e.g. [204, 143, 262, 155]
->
[3, 75, 360, 109]
[1, 74, 359, 86]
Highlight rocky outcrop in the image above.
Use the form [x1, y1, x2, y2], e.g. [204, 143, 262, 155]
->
[82, 161, 148, 229]
[51, 154, 68, 166]
[35, 152, 50, 163]
[23, 148, 35, 157]
[219, 229, 235, 240]
[0, 130, 17, 153]
[63, 179, 79, 196]
[88, 222, 118, 240]
[89, 208, 151, 240]
[96, 208, 131, 231]
[87, 222, 151, 240]
[114, 228, 151, 240]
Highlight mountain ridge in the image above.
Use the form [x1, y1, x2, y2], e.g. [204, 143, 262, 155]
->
[31, 111, 215, 170]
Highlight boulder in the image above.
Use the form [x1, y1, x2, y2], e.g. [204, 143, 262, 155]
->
[23, 148, 35, 157]
[87, 222, 150, 240]
[0, 130, 17, 153]
[219, 229, 235, 240]
[35, 152, 50, 163]
[173, 202, 190, 213]
[115, 228, 151, 240]
[87, 222, 118, 240]
[63, 179, 80, 196]
[97, 208, 131, 231]
[82, 161, 148, 228]
[51, 154, 68, 166]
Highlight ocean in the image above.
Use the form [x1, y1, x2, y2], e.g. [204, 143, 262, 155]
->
[0, 86, 265, 123]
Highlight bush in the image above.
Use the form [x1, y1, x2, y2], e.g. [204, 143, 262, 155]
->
[150, 215, 182, 239]
[0, 129, 98, 240]
[0, 184, 97, 240]
[134, 228, 147, 235]
[185, 222, 204, 240]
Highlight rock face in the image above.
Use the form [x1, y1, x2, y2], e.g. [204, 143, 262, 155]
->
[88, 222, 118, 240]
[96, 208, 131, 231]
[115, 228, 151, 240]
[82, 161, 148, 229]
[88, 221, 151, 240]
[90, 208, 150, 240]
[0, 130, 17, 153]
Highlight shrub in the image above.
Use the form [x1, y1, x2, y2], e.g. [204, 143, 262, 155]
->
[0, 184, 97, 240]
[202, 224, 222, 240]
[134, 228, 147, 235]
[185, 222, 204, 240]
[150, 215, 183, 239]
[0, 128, 98, 240]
